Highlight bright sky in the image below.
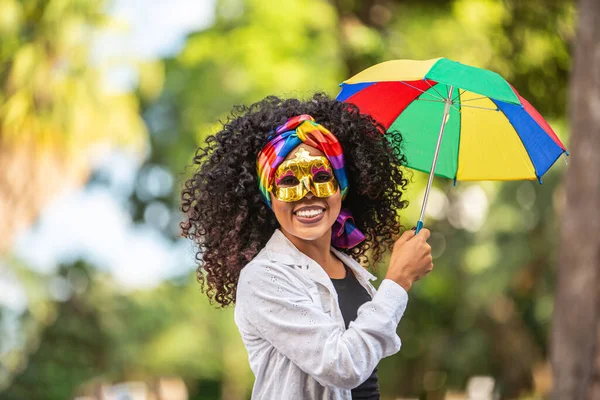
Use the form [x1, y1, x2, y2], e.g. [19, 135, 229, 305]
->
[13, 152, 196, 289]
[4, 0, 215, 315]
[95, 0, 217, 91]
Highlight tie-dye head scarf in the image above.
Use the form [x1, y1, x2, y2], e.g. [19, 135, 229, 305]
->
[256, 114, 365, 249]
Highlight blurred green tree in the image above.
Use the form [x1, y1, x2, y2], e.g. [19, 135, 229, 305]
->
[0, 0, 578, 399]
[126, 0, 576, 397]
[139, 0, 573, 397]
[0, 0, 148, 253]
[1, 262, 109, 400]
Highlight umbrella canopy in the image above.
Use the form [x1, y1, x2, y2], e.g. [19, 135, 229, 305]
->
[337, 58, 567, 183]
[336, 58, 568, 232]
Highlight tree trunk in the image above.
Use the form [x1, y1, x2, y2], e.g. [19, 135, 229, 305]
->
[551, 0, 600, 399]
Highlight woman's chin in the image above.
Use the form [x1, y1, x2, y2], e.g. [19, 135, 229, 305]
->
[287, 221, 331, 242]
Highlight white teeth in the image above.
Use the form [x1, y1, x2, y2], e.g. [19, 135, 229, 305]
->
[296, 209, 323, 218]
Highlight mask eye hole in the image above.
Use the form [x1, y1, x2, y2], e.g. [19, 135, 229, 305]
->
[278, 176, 300, 187]
[313, 171, 333, 183]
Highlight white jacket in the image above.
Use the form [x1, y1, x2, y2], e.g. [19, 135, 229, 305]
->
[234, 229, 409, 400]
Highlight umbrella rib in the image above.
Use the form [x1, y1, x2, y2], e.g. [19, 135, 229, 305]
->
[416, 99, 445, 103]
[452, 89, 466, 103]
[458, 103, 499, 111]
[425, 80, 447, 100]
[416, 98, 462, 113]
[458, 96, 490, 103]
[399, 81, 444, 100]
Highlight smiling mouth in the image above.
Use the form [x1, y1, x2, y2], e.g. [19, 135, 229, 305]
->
[295, 209, 324, 218]
[293, 206, 326, 218]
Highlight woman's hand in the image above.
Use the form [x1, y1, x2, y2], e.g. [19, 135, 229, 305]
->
[385, 228, 434, 291]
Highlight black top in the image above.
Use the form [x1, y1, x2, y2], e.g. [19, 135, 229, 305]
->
[330, 265, 380, 400]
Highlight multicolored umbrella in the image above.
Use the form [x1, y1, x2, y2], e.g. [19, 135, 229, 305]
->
[336, 57, 568, 232]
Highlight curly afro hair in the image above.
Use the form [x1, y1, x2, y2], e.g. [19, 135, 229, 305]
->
[181, 93, 411, 307]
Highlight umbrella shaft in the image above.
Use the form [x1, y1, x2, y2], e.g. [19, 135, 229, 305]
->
[418, 86, 454, 230]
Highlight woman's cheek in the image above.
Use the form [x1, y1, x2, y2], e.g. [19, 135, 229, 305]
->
[270, 195, 293, 226]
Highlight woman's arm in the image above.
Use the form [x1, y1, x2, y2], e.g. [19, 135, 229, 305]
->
[236, 261, 408, 389]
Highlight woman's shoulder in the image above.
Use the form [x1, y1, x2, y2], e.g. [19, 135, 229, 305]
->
[239, 248, 299, 282]
[240, 229, 309, 278]
[237, 244, 313, 299]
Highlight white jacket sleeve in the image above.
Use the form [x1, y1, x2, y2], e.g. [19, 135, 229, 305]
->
[236, 261, 408, 389]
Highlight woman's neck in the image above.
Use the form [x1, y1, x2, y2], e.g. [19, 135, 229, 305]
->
[281, 228, 343, 277]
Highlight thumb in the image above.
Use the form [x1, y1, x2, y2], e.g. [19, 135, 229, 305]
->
[395, 229, 415, 246]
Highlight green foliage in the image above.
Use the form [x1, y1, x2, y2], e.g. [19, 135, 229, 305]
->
[1, 263, 109, 400]
[1, 0, 575, 398]
[132, 0, 349, 222]
[387, 0, 573, 118]
[0, 0, 146, 150]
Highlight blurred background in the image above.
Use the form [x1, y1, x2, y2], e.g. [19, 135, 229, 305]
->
[0, 0, 598, 399]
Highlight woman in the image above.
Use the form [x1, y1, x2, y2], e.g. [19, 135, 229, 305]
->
[181, 93, 433, 400]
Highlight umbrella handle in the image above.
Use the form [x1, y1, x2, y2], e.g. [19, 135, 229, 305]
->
[415, 220, 424, 234]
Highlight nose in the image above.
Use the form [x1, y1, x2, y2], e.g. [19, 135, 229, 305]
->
[301, 176, 311, 191]
[300, 176, 316, 199]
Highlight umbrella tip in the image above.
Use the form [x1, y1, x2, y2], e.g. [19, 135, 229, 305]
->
[537, 177, 543, 184]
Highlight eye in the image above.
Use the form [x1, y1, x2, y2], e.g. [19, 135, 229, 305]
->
[314, 172, 333, 183]
[279, 176, 299, 186]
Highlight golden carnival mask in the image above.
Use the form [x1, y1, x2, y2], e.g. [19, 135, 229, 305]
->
[272, 148, 339, 202]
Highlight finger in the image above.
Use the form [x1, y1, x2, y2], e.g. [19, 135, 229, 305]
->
[426, 259, 434, 272]
[395, 229, 416, 246]
[424, 243, 432, 254]
[416, 228, 431, 241]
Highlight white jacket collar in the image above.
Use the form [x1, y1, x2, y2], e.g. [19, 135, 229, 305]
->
[264, 229, 377, 282]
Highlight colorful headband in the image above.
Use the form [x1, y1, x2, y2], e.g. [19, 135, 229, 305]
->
[256, 114, 365, 249]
